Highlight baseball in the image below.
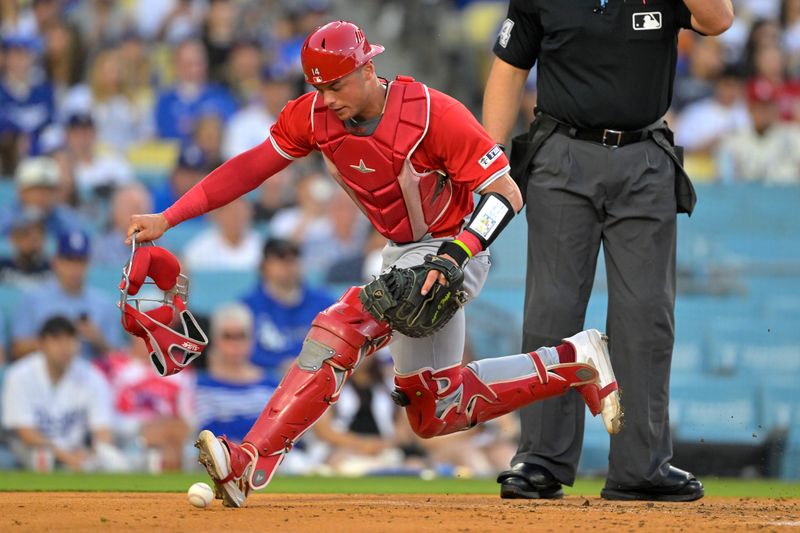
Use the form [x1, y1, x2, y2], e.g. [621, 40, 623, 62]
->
[187, 482, 214, 509]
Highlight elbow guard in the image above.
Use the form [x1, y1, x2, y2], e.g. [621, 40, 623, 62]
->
[437, 192, 516, 266]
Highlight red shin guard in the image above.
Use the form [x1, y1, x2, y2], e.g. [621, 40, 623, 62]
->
[394, 352, 598, 438]
[238, 287, 391, 489]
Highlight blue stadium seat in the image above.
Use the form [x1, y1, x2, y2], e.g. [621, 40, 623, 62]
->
[780, 410, 800, 481]
[0, 180, 15, 210]
[706, 318, 800, 378]
[669, 376, 763, 445]
[188, 270, 259, 315]
[760, 380, 800, 436]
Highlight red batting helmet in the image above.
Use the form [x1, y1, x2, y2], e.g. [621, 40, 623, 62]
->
[119, 234, 208, 377]
[301, 20, 384, 85]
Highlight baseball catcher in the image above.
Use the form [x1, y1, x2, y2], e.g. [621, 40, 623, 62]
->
[126, 21, 622, 508]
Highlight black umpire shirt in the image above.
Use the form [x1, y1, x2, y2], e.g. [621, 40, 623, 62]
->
[494, 0, 694, 130]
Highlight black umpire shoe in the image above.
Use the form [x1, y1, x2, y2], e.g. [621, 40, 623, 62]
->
[497, 463, 564, 499]
[600, 466, 705, 502]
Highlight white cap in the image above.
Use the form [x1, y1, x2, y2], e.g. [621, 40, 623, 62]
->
[14, 157, 60, 188]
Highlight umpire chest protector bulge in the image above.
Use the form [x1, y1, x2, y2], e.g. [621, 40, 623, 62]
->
[312, 76, 452, 243]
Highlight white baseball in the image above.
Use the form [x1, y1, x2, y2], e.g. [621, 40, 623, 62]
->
[187, 482, 214, 509]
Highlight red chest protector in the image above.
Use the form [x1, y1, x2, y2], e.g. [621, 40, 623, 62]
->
[313, 76, 453, 243]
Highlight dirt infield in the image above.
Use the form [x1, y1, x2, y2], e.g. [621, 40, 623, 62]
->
[2, 493, 799, 532]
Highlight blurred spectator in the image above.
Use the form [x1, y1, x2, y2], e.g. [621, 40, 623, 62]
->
[191, 114, 224, 167]
[0, 311, 6, 366]
[326, 227, 387, 285]
[314, 355, 404, 475]
[41, 20, 84, 95]
[93, 183, 153, 267]
[782, 0, 800, 75]
[0, 35, 54, 167]
[673, 36, 726, 111]
[717, 79, 800, 183]
[117, 31, 156, 115]
[253, 167, 296, 222]
[58, 111, 135, 205]
[146, 0, 205, 44]
[749, 43, 800, 120]
[151, 144, 211, 214]
[0, 208, 50, 288]
[96, 337, 194, 471]
[195, 303, 275, 443]
[202, 0, 240, 84]
[0, 156, 83, 237]
[743, 18, 783, 75]
[61, 48, 154, 153]
[241, 238, 333, 377]
[270, 170, 348, 279]
[2, 316, 126, 472]
[270, 1, 330, 77]
[183, 196, 262, 271]
[154, 39, 238, 143]
[676, 65, 751, 156]
[68, 0, 129, 53]
[222, 67, 296, 159]
[11, 229, 122, 359]
[223, 40, 266, 106]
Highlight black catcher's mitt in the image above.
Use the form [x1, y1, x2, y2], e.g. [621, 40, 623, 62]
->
[359, 254, 467, 338]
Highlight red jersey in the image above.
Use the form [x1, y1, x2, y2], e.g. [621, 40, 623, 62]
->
[270, 78, 510, 242]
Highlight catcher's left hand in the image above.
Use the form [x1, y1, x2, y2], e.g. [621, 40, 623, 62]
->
[359, 254, 467, 338]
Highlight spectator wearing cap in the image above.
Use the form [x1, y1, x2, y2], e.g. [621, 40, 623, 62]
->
[0, 34, 55, 169]
[716, 79, 800, 184]
[57, 111, 135, 208]
[240, 238, 334, 378]
[221, 66, 298, 159]
[59, 48, 155, 153]
[150, 144, 211, 215]
[11, 229, 123, 360]
[154, 39, 238, 144]
[2, 315, 126, 472]
[0, 208, 50, 288]
[92, 183, 154, 267]
[182, 196, 262, 271]
[0, 156, 83, 238]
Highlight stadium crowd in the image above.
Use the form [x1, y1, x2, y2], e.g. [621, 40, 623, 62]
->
[0, 0, 797, 474]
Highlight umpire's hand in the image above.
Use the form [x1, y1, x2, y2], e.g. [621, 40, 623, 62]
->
[126, 213, 170, 244]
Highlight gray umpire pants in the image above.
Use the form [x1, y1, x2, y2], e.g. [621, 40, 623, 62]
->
[514, 132, 677, 487]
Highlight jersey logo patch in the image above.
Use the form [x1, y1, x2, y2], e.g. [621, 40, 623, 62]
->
[633, 12, 662, 30]
[498, 18, 514, 48]
[478, 145, 503, 170]
[349, 159, 375, 173]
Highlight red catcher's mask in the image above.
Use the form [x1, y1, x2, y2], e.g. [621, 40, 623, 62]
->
[119, 236, 208, 376]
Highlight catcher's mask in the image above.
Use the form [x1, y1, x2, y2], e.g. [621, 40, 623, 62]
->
[119, 234, 208, 376]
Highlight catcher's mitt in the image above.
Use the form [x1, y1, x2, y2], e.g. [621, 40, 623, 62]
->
[359, 254, 467, 338]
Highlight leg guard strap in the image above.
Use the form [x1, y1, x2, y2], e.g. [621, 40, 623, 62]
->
[395, 352, 598, 439]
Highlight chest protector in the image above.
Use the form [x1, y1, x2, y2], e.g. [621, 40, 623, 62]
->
[313, 76, 453, 243]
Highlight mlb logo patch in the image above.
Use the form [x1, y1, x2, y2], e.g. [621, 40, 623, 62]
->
[632, 12, 662, 31]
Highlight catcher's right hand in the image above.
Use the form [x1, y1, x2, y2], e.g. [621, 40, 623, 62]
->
[126, 213, 170, 244]
[359, 254, 467, 338]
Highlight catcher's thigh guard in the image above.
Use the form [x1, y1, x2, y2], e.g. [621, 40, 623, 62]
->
[393, 352, 598, 439]
[242, 287, 391, 489]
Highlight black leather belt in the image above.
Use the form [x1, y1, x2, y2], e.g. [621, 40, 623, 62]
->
[553, 122, 651, 147]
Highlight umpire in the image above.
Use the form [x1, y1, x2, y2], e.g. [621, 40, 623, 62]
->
[482, 1, 732, 501]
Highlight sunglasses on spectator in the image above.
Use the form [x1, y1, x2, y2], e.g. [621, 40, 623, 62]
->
[220, 331, 249, 340]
